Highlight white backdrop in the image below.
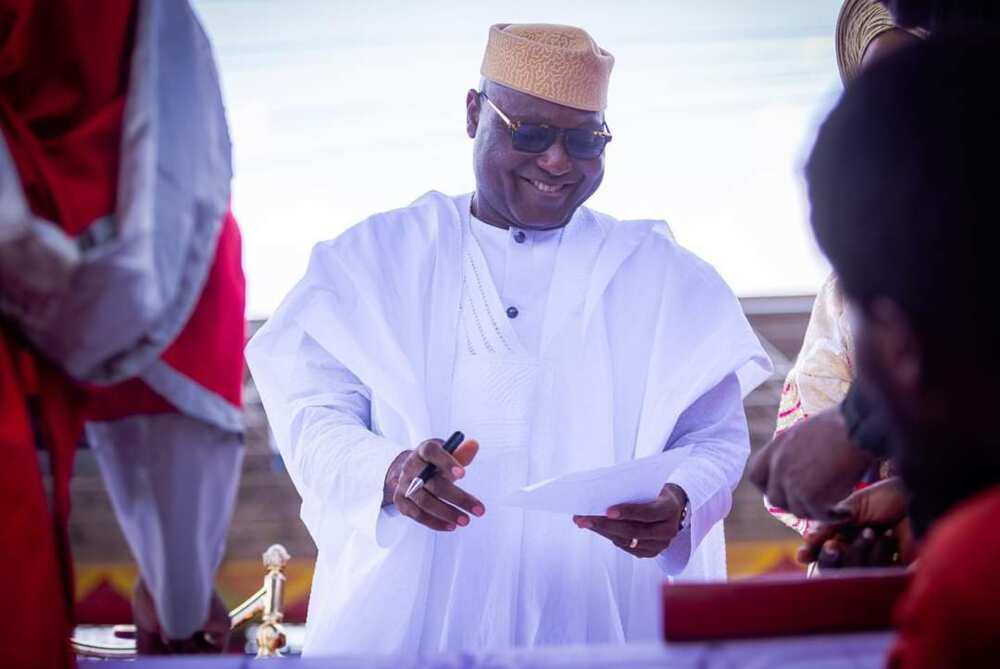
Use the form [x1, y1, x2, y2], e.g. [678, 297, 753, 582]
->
[192, 0, 845, 319]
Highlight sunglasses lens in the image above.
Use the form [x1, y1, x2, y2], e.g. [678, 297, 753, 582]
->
[565, 130, 608, 160]
[512, 125, 558, 153]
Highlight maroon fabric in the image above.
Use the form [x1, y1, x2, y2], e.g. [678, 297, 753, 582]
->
[888, 485, 1000, 669]
[662, 570, 911, 641]
[75, 579, 133, 626]
[1, 331, 83, 669]
[1, 3, 138, 666]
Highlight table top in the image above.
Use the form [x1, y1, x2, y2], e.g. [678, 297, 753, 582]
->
[85, 632, 893, 668]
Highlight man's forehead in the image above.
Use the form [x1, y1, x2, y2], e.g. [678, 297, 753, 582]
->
[484, 80, 604, 125]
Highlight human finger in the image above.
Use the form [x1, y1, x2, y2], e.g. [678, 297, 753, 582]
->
[798, 523, 846, 564]
[831, 478, 909, 527]
[869, 528, 900, 567]
[841, 526, 877, 567]
[580, 523, 662, 558]
[747, 439, 777, 492]
[414, 439, 465, 481]
[763, 476, 791, 515]
[574, 515, 673, 542]
[782, 484, 842, 522]
[424, 477, 486, 517]
[409, 487, 471, 527]
[393, 491, 457, 532]
[605, 492, 681, 524]
[816, 537, 850, 569]
[453, 439, 480, 467]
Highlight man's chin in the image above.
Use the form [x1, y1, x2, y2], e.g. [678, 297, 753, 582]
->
[510, 202, 578, 231]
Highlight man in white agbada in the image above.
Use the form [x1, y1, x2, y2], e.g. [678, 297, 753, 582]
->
[247, 23, 772, 655]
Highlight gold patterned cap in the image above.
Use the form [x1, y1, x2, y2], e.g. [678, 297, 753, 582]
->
[835, 0, 927, 84]
[480, 23, 614, 112]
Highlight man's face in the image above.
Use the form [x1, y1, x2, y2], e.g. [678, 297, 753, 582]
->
[848, 297, 922, 433]
[467, 81, 606, 230]
[851, 295, 999, 534]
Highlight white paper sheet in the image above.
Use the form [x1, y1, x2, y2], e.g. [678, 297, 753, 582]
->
[499, 446, 694, 515]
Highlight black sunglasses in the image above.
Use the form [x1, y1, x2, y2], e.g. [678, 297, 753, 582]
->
[479, 91, 612, 160]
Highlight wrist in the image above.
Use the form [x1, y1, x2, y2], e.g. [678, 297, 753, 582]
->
[382, 450, 411, 507]
[663, 483, 690, 531]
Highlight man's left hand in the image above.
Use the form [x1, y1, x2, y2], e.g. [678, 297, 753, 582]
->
[573, 484, 688, 558]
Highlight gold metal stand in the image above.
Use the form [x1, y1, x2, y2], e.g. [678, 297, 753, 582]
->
[71, 544, 291, 659]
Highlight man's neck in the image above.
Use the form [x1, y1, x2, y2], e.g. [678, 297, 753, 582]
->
[470, 192, 511, 230]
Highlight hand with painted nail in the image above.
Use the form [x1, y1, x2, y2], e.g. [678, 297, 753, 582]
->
[572, 483, 688, 558]
[797, 477, 914, 569]
[383, 438, 486, 532]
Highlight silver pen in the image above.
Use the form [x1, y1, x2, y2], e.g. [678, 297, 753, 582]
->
[404, 431, 465, 499]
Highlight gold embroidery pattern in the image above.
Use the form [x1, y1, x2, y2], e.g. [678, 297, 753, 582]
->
[480, 23, 614, 112]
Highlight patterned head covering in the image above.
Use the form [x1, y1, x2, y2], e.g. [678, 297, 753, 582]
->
[836, 0, 928, 84]
[480, 23, 614, 112]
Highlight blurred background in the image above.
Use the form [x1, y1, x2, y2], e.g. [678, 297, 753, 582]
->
[68, 0, 843, 635]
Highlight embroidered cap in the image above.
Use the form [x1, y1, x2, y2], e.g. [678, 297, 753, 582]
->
[480, 23, 614, 112]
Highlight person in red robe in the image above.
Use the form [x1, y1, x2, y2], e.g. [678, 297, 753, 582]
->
[1, 1, 244, 664]
[887, 486, 1000, 668]
[802, 32, 1000, 669]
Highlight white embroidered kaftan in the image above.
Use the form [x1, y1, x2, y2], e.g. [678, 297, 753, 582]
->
[246, 191, 772, 655]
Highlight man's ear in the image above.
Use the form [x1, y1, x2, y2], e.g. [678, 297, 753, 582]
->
[466, 88, 482, 139]
[864, 297, 924, 418]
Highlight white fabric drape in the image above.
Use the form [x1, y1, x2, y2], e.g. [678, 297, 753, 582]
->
[246, 191, 772, 655]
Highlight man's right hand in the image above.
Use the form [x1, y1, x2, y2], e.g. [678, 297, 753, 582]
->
[383, 438, 485, 531]
[748, 406, 874, 521]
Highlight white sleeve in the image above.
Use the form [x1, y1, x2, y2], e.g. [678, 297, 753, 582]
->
[657, 373, 749, 575]
[281, 333, 406, 545]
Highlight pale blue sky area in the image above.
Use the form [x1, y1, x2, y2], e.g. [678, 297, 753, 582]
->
[192, 1, 845, 318]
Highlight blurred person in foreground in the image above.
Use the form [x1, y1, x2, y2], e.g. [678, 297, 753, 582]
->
[801, 35, 1000, 666]
[0, 1, 244, 663]
[247, 23, 771, 655]
[750, 0, 1000, 543]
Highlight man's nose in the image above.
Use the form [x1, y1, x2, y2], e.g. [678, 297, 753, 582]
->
[536, 136, 572, 176]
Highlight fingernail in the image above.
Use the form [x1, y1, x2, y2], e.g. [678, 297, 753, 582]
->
[472, 505, 485, 517]
[447, 524, 457, 531]
[457, 516, 469, 527]
[451, 466, 464, 478]
[577, 518, 592, 529]
[606, 509, 621, 519]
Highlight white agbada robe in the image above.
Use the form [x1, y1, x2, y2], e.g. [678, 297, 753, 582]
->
[246, 191, 772, 655]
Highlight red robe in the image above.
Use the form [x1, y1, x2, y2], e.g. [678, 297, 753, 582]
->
[0, 2, 244, 665]
[888, 484, 1000, 668]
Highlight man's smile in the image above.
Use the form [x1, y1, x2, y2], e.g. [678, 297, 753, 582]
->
[521, 176, 574, 197]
